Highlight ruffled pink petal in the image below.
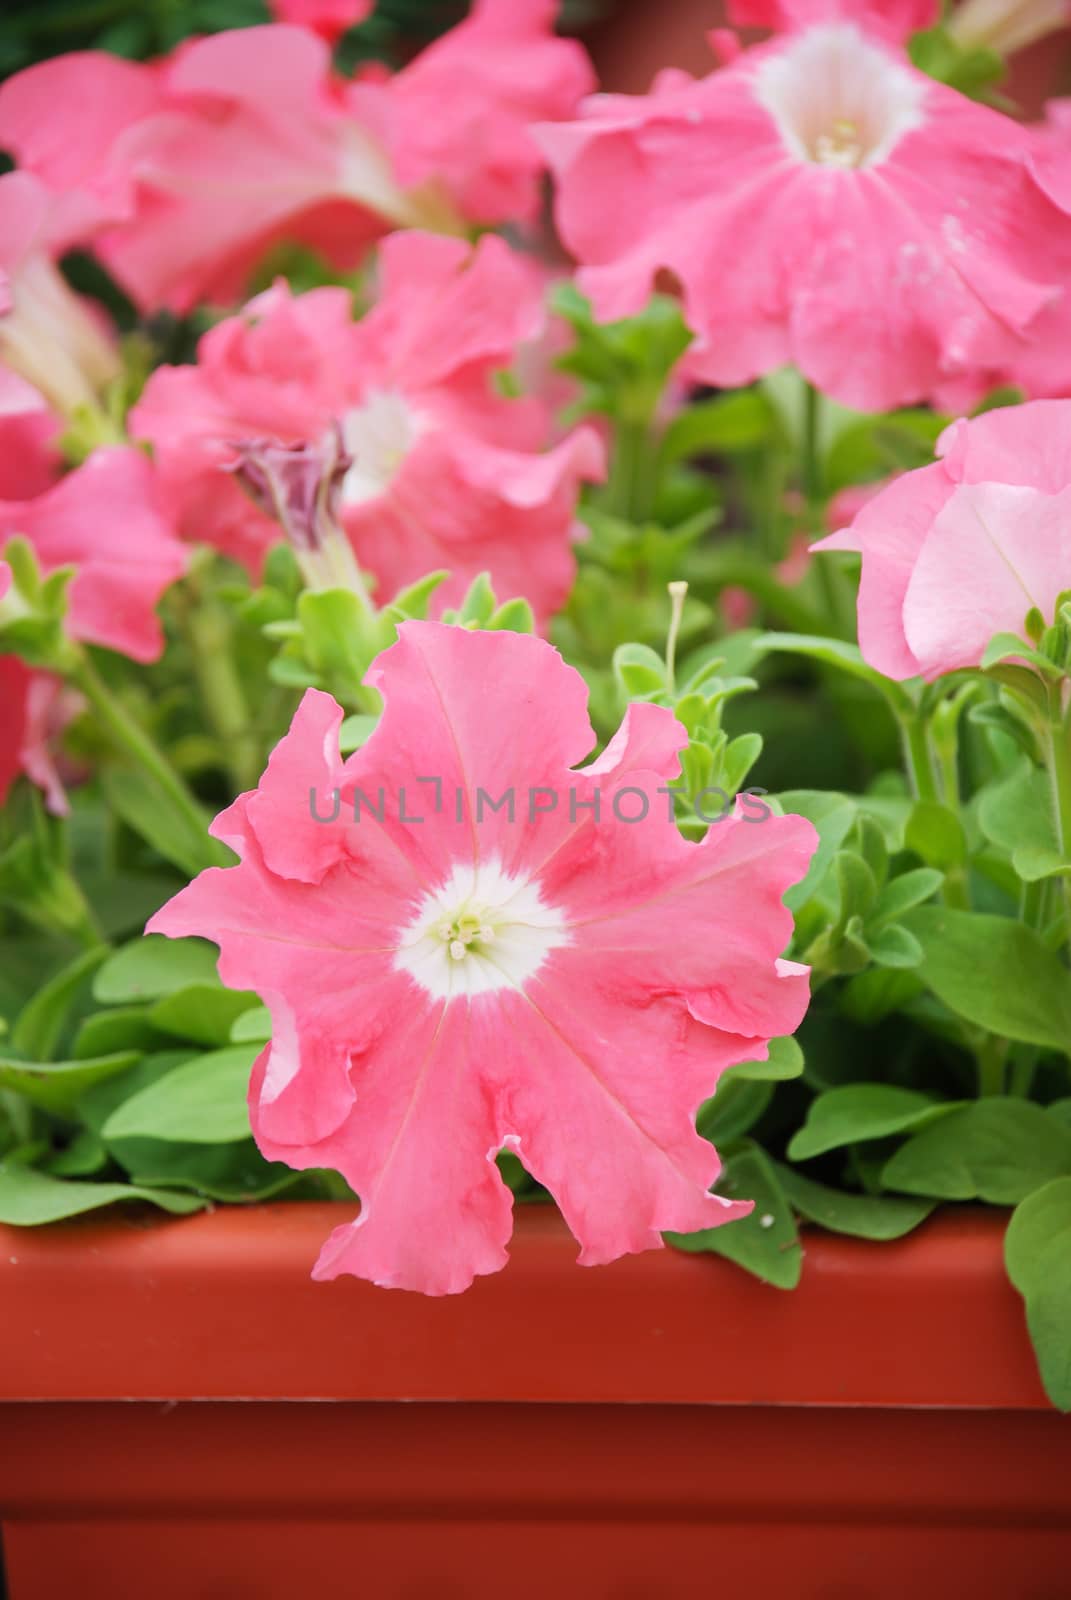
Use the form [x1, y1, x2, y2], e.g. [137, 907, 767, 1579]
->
[375, 0, 595, 225]
[0, 447, 187, 662]
[903, 481, 1071, 676]
[478, 978, 751, 1264]
[815, 460, 955, 679]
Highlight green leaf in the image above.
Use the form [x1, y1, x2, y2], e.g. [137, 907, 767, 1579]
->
[103, 768, 220, 879]
[776, 790, 857, 912]
[0, 1163, 204, 1224]
[45, 1129, 109, 1177]
[660, 390, 776, 461]
[755, 634, 914, 714]
[978, 761, 1056, 858]
[666, 1143, 801, 1289]
[230, 1005, 272, 1043]
[724, 1035, 804, 1082]
[489, 598, 535, 634]
[904, 800, 967, 869]
[612, 642, 666, 699]
[72, 1006, 162, 1059]
[107, 1135, 305, 1202]
[78, 1050, 190, 1135]
[11, 946, 107, 1062]
[788, 1085, 956, 1161]
[869, 868, 944, 928]
[883, 1099, 1071, 1204]
[338, 713, 380, 753]
[147, 984, 259, 1047]
[0, 1051, 141, 1117]
[101, 1043, 259, 1144]
[1005, 1177, 1071, 1411]
[903, 906, 1071, 1051]
[774, 1162, 935, 1240]
[94, 935, 220, 1005]
[695, 1078, 772, 1145]
[867, 924, 924, 969]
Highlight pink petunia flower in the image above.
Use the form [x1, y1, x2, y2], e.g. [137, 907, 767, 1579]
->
[539, 21, 1071, 413]
[0, 10, 592, 312]
[948, 0, 1071, 57]
[347, 0, 595, 227]
[815, 398, 1071, 678]
[0, 370, 61, 500]
[0, 172, 121, 420]
[148, 622, 816, 1294]
[0, 561, 84, 814]
[132, 232, 604, 621]
[0, 447, 188, 663]
[271, 0, 373, 41]
[726, 0, 937, 39]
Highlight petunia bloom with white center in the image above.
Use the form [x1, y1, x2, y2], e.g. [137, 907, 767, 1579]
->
[148, 623, 816, 1295]
[537, 19, 1071, 412]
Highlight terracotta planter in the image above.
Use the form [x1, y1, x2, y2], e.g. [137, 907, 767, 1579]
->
[0, 1204, 1068, 1599]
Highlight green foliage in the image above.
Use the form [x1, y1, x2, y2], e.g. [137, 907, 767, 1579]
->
[1005, 1180, 1071, 1411]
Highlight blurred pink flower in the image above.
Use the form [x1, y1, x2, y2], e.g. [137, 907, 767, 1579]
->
[271, 0, 372, 41]
[148, 622, 815, 1293]
[0, 172, 120, 420]
[948, 0, 1071, 56]
[816, 398, 1071, 677]
[348, 0, 595, 226]
[0, 561, 80, 814]
[0, 447, 187, 663]
[727, 0, 937, 38]
[133, 232, 604, 622]
[0, 370, 61, 500]
[540, 22, 1071, 412]
[0, 9, 592, 311]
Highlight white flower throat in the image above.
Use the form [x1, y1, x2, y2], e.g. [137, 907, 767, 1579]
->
[394, 858, 569, 1001]
[341, 389, 422, 504]
[754, 23, 926, 171]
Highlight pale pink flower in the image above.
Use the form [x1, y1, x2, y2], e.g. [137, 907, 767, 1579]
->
[539, 22, 1071, 412]
[0, 172, 120, 420]
[948, 0, 1071, 56]
[0, 11, 591, 312]
[132, 232, 604, 621]
[0, 447, 187, 663]
[148, 622, 815, 1294]
[816, 399, 1071, 678]
[271, 0, 373, 41]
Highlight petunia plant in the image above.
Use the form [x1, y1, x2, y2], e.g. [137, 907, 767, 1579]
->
[2, 0, 1071, 1408]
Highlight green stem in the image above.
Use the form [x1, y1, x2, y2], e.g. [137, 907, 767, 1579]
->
[801, 380, 823, 530]
[71, 651, 217, 868]
[1044, 685, 1071, 950]
[665, 581, 687, 693]
[975, 1034, 1007, 1097]
[185, 601, 261, 793]
[606, 418, 654, 522]
[1007, 1048, 1040, 1099]
[902, 713, 940, 805]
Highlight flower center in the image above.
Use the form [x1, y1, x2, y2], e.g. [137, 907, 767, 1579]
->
[340, 389, 422, 505]
[754, 23, 926, 171]
[394, 858, 569, 1001]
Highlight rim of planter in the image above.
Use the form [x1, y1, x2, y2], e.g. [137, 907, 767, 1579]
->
[0, 1203, 1046, 1408]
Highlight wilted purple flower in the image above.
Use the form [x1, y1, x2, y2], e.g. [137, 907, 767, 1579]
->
[227, 426, 370, 598]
